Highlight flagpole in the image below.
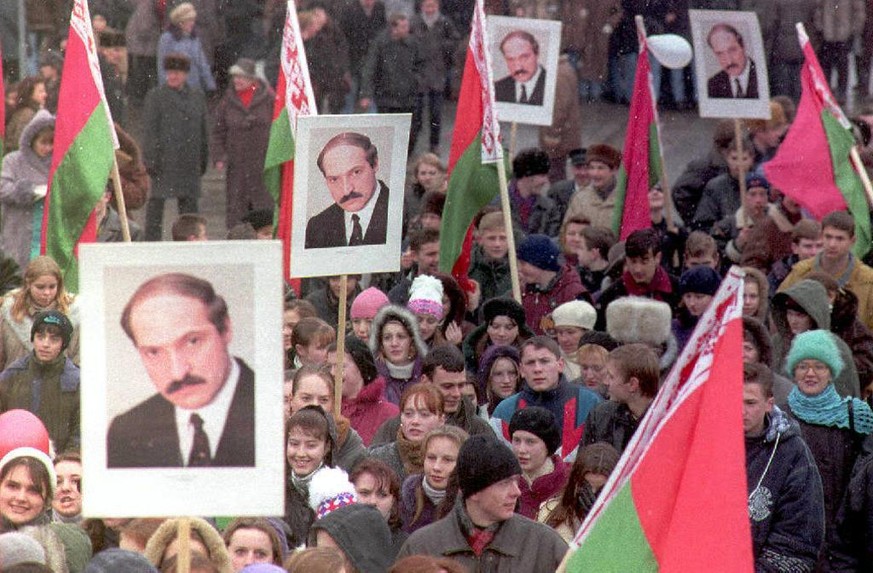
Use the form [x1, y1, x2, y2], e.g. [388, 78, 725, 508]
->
[177, 518, 191, 573]
[109, 155, 131, 242]
[509, 122, 518, 158]
[733, 119, 748, 220]
[850, 146, 873, 206]
[497, 159, 522, 302]
[334, 274, 347, 419]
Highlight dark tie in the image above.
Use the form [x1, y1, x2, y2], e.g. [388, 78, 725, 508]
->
[188, 413, 211, 466]
[734, 78, 743, 98]
[349, 214, 364, 246]
[520, 84, 528, 104]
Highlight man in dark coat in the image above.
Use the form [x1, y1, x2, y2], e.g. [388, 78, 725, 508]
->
[142, 53, 209, 241]
[338, 0, 387, 111]
[107, 273, 255, 468]
[494, 30, 546, 105]
[706, 23, 759, 99]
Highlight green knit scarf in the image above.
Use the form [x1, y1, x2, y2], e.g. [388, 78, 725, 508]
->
[788, 385, 873, 434]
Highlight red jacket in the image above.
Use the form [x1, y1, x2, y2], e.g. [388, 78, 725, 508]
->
[522, 263, 590, 334]
[341, 377, 399, 446]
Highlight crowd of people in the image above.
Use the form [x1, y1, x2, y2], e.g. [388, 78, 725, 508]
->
[2, 0, 873, 572]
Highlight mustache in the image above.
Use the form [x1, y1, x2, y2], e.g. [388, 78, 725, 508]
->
[512, 69, 529, 78]
[166, 374, 207, 394]
[339, 191, 363, 204]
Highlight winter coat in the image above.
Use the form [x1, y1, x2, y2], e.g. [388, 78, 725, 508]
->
[303, 20, 352, 99]
[109, 123, 151, 212]
[341, 377, 399, 446]
[504, 181, 563, 238]
[370, 397, 493, 446]
[0, 293, 80, 370]
[284, 479, 316, 548]
[157, 28, 217, 92]
[672, 148, 729, 225]
[522, 263, 590, 335]
[468, 246, 512, 306]
[814, 0, 866, 42]
[410, 14, 460, 92]
[4, 106, 37, 154]
[166, 0, 226, 66]
[772, 280, 861, 398]
[539, 56, 583, 162]
[0, 353, 80, 453]
[0, 110, 54, 271]
[563, 180, 616, 231]
[671, 309, 698, 353]
[368, 441, 410, 482]
[692, 172, 740, 233]
[305, 283, 359, 332]
[739, 203, 802, 272]
[830, 444, 873, 572]
[517, 456, 569, 520]
[582, 400, 647, 454]
[830, 287, 873, 387]
[562, 0, 622, 80]
[142, 84, 209, 199]
[359, 31, 424, 109]
[756, 0, 818, 64]
[310, 504, 397, 572]
[334, 420, 368, 473]
[400, 474, 441, 534]
[397, 500, 568, 570]
[211, 79, 275, 228]
[338, 0, 388, 75]
[125, 0, 162, 57]
[745, 407, 825, 572]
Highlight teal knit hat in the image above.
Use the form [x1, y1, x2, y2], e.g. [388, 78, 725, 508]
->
[785, 330, 843, 378]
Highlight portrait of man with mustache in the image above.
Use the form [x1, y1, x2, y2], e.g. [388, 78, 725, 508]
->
[706, 22, 759, 99]
[106, 272, 255, 468]
[494, 30, 546, 106]
[304, 131, 390, 249]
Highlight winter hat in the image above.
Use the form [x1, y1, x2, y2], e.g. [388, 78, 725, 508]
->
[568, 148, 587, 166]
[308, 466, 357, 519]
[407, 275, 445, 320]
[228, 57, 258, 79]
[98, 28, 126, 48]
[241, 208, 274, 231]
[482, 297, 526, 328]
[163, 53, 191, 72]
[551, 300, 596, 330]
[606, 296, 672, 346]
[144, 517, 232, 573]
[745, 173, 770, 191]
[0, 532, 46, 568]
[351, 287, 390, 320]
[309, 505, 393, 573]
[84, 549, 158, 573]
[512, 148, 550, 179]
[678, 266, 722, 297]
[0, 410, 51, 459]
[516, 234, 561, 272]
[784, 329, 844, 378]
[170, 2, 197, 24]
[456, 435, 521, 498]
[579, 330, 620, 351]
[49, 522, 92, 573]
[31, 309, 74, 351]
[0, 447, 57, 498]
[586, 143, 621, 170]
[508, 407, 561, 455]
[343, 336, 378, 383]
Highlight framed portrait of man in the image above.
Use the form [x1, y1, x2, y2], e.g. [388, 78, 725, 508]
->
[487, 16, 561, 126]
[690, 9, 771, 119]
[79, 241, 284, 517]
[290, 113, 409, 277]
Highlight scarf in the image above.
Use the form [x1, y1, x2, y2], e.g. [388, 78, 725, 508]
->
[290, 462, 324, 497]
[395, 426, 424, 475]
[788, 385, 873, 434]
[422, 476, 446, 505]
[455, 499, 499, 556]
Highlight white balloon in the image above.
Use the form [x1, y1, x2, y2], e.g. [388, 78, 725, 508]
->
[647, 34, 693, 70]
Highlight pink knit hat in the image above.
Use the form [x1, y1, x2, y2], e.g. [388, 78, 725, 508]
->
[350, 287, 390, 320]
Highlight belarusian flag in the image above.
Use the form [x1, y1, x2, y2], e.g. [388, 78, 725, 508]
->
[41, 0, 118, 292]
[764, 24, 871, 258]
[612, 28, 662, 240]
[562, 267, 752, 572]
[438, 0, 502, 287]
[264, 0, 316, 289]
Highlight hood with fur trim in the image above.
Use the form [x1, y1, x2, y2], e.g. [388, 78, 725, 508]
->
[368, 304, 428, 361]
[143, 517, 232, 573]
[606, 296, 672, 346]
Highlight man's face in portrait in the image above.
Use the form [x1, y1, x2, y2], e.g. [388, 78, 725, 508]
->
[128, 292, 233, 410]
[321, 144, 379, 213]
[501, 35, 538, 84]
[709, 28, 747, 78]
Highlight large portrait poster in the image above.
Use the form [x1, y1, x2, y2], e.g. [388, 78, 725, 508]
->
[290, 114, 409, 277]
[79, 242, 284, 517]
[690, 9, 771, 119]
[487, 16, 561, 126]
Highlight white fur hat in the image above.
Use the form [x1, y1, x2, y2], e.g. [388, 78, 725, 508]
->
[606, 296, 672, 346]
[551, 300, 596, 330]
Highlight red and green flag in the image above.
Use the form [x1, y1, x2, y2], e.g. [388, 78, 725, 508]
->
[264, 0, 316, 291]
[563, 267, 752, 572]
[764, 24, 871, 258]
[613, 28, 663, 240]
[41, 0, 118, 291]
[438, 0, 503, 288]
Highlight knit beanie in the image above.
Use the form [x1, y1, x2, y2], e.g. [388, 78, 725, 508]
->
[586, 143, 621, 169]
[0, 447, 57, 497]
[343, 336, 378, 383]
[512, 148, 550, 179]
[0, 532, 46, 568]
[31, 309, 74, 350]
[48, 522, 92, 573]
[678, 266, 722, 297]
[308, 466, 357, 519]
[407, 275, 445, 319]
[350, 287, 390, 320]
[516, 234, 561, 272]
[84, 549, 158, 573]
[551, 300, 596, 330]
[456, 435, 521, 498]
[508, 407, 561, 455]
[745, 173, 770, 191]
[784, 329, 844, 378]
[0, 410, 51, 460]
[482, 297, 526, 328]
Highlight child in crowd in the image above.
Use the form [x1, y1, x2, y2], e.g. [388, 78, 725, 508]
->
[468, 211, 511, 307]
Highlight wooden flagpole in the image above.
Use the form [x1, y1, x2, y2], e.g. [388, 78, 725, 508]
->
[109, 153, 131, 242]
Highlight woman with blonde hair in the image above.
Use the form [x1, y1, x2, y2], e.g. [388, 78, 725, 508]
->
[0, 256, 78, 369]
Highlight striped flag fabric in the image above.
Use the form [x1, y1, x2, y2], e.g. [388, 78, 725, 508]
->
[563, 266, 752, 572]
[41, 0, 118, 291]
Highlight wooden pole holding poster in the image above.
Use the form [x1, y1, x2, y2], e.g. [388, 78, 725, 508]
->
[733, 118, 748, 218]
[496, 159, 522, 302]
[509, 122, 518, 159]
[334, 274, 347, 419]
[177, 518, 191, 573]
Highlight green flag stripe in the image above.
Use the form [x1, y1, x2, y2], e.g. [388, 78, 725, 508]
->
[264, 107, 294, 205]
[612, 166, 628, 235]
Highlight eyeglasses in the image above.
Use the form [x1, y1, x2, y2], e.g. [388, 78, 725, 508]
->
[794, 361, 830, 375]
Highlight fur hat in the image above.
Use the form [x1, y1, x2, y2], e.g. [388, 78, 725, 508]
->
[508, 406, 561, 455]
[512, 148, 550, 179]
[606, 296, 672, 346]
[568, 148, 586, 166]
[343, 335, 378, 383]
[551, 300, 596, 330]
[169, 2, 197, 24]
[368, 304, 428, 360]
[586, 143, 621, 170]
[163, 53, 191, 72]
[678, 266, 721, 297]
[351, 287, 390, 320]
[228, 57, 258, 79]
[144, 517, 232, 573]
[0, 532, 46, 568]
[784, 329, 844, 378]
[98, 28, 126, 48]
[308, 466, 357, 519]
[84, 549, 158, 573]
[0, 447, 57, 498]
[482, 297, 528, 331]
[407, 275, 444, 320]
[457, 435, 521, 498]
[517, 234, 561, 272]
[31, 309, 74, 351]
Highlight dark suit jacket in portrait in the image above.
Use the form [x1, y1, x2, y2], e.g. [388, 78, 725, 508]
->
[494, 68, 547, 105]
[304, 180, 390, 248]
[106, 358, 255, 468]
[707, 59, 759, 99]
